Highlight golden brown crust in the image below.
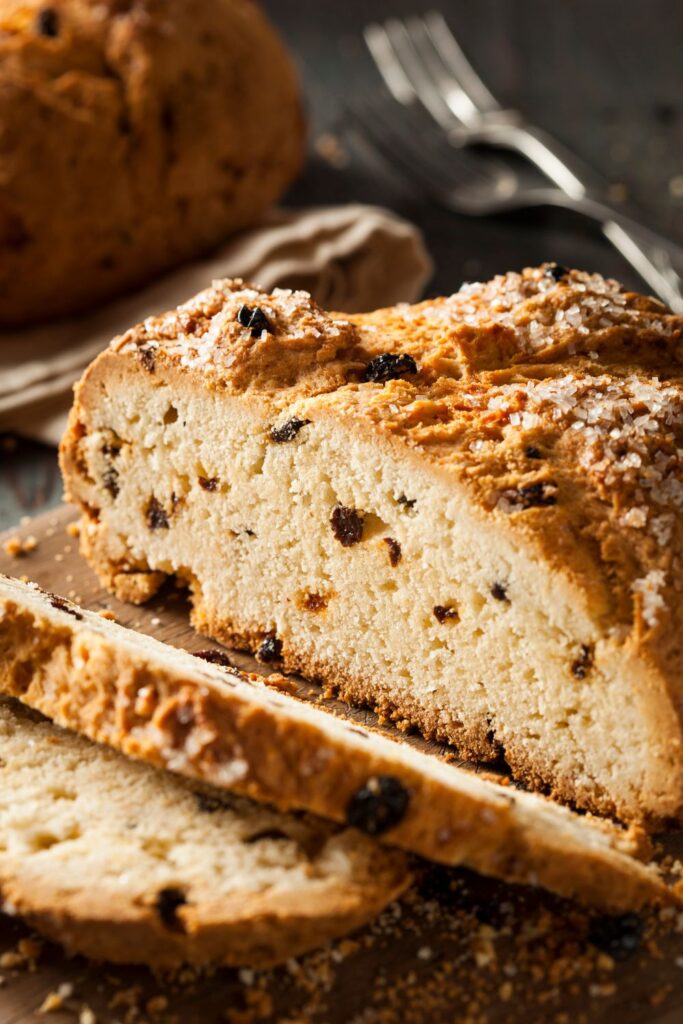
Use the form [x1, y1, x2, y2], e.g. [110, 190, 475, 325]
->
[0, 574, 672, 912]
[0, 0, 304, 326]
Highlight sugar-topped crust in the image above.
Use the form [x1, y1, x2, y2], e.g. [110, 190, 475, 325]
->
[110, 267, 683, 651]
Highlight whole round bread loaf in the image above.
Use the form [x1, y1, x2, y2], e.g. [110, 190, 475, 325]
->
[0, 0, 304, 326]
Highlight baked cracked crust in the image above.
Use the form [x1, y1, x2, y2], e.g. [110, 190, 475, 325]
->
[0, 695, 410, 968]
[60, 266, 683, 824]
[0, 0, 304, 326]
[0, 572, 674, 911]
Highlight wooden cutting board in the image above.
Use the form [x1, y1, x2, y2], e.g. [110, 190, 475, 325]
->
[1, 505, 683, 1024]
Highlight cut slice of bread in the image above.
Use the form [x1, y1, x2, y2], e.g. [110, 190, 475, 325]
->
[58, 269, 683, 824]
[0, 696, 410, 968]
[0, 573, 672, 911]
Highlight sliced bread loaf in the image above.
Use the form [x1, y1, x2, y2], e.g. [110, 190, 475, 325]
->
[58, 269, 683, 824]
[0, 697, 409, 968]
[0, 573, 671, 911]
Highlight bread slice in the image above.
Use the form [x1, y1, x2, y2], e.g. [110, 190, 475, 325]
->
[59, 268, 683, 824]
[0, 573, 672, 911]
[0, 696, 409, 968]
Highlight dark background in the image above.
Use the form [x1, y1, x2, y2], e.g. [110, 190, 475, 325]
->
[1, 0, 682, 526]
[271, 0, 682, 296]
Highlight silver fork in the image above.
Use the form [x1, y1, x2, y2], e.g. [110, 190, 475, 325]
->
[363, 12, 683, 311]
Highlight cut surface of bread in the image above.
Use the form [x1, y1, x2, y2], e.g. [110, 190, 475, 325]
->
[59, 267, 683, 823]
[0, 696, 409, 968]
[0, 573, 672, 911]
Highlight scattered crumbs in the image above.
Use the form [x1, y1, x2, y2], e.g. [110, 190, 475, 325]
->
[38, 982, 74, 1014]
[0, 952, 22, 969]
[67, 521, 81, 538]
[54, 553, 64, 562]
[150, 616, 162, 626]
[262, 673, 299, 695]
[96, 609, 117, 621]
[0, 937, 43, 971]
[145, 994, 169, 1014]
[79, 1007, 97, 1024]
[417, 946, 432, 960]
[314, 132, 349, 168]
[650, 983, 673, 1007]
[669, 174, 683, 198]
[499, 980, 514, 1001]
[2, 535, 37, 557]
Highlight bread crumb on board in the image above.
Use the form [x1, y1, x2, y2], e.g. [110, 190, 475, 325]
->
[2, 534, 37, 557]
[38, 982, 74, 1013]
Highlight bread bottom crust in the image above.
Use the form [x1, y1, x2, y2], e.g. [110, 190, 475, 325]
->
[192, 602, 630, 826]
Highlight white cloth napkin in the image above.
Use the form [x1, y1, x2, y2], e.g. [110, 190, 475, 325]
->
[0, 204, 432, 446]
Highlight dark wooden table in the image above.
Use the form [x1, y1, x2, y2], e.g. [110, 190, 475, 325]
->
[1, 0, 681, 527]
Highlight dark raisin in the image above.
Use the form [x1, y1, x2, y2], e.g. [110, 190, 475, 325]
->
[194, 649, 234, 668]
[36, 7, 59, 36]
[269, 418, 310, 443]
[346, 775, 410, 836]
[237, 305, 271, 338]
[490, 582, 508, 602]
[587, 913, 642, 961]
[138, 344, 156, 373]
[384, 537, 402, 566]
[363, 353, 418, 383]
[195, 792, 231, 814]
[524, 446, 543, 460]
[330, 505, 365, 547]
[517, 481, 558, 509]
[544, 263, 570, 282]
[257, 634, 282, 664]
[102, 466, 119, 498]
[433, 604, 459, 623]
[155, 888, 187, 931]
[571, 644, 593, 679]
[198, 476, 219, 492]
[244, 829, 290, 845]
[397, 493, 416, 510]
[146, 496, 169, 530]
[49, 594, 83, 621]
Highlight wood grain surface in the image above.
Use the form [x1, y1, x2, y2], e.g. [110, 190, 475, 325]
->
[1, 506, 683, 1024]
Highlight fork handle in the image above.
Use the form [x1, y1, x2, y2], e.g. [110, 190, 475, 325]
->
[462, 121, 683, 311]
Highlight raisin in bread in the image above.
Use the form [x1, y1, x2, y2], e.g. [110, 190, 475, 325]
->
[0, 696, 409, 967]
[0, 574, 671, 910]
[0, 0, 303, 326]
[60, 266, 683, 824]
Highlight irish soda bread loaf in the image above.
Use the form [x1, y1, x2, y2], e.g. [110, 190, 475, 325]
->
[0, 573, 672, 910]
[0, 0, 303, 326]
[60, 266, 683, 824]
[0, 696, 410, 967]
